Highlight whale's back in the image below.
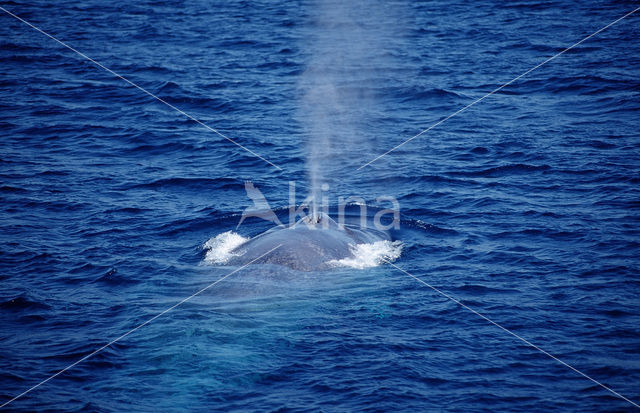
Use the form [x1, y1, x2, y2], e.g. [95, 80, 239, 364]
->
[228, 214, 389, 271]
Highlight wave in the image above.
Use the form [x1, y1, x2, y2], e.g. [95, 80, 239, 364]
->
[0, 295, 51, 311]
[126, 177, 240, 190]
[447, 163, 551, 178]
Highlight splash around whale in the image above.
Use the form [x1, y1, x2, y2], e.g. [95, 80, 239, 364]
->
[204, 213, 402, 271]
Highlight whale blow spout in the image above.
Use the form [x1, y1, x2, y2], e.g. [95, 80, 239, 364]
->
[225, 213, 391, 271]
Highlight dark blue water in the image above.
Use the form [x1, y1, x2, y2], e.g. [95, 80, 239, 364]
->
[1, 0, 640, 411]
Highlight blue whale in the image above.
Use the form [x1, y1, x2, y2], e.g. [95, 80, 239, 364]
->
[228, 213, 389, 271]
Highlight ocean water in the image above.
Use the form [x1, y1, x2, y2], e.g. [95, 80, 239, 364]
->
[1, 0, 640, 411]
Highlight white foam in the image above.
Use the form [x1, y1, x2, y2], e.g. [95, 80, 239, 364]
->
[203, 231, 249, 264]
[328, 240, 403, 269]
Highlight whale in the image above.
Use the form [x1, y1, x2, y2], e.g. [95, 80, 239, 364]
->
[227, 213, 390, 271]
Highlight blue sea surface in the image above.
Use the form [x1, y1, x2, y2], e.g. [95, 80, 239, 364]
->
[1, 0, 640, 411]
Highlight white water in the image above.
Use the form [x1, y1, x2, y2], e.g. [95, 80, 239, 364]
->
[203, 231, 249, 264]
[327, 240, 403, 269]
